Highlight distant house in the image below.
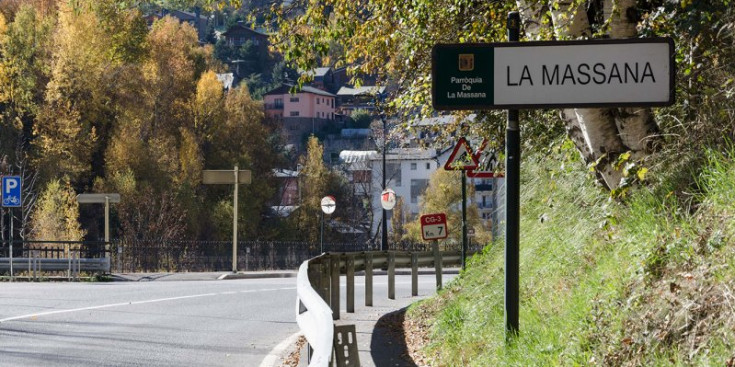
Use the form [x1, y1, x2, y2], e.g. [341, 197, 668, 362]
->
[300, 67, 348, 94]
[273, 168, 299, 205]
[221, 23, 269, 49]
[148, 9, 209, 41]
[264, 84, 337, 153]
[336, 85, 387, 116]
[340, 150, 377, 198]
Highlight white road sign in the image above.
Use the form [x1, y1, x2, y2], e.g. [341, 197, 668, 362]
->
[321, 196, 336, 214]
[432, 38, 675, 110]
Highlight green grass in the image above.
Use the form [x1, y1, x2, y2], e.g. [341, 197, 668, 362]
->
[408, 144, 735, 366]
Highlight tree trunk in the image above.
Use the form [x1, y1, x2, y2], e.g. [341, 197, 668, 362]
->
[516, 1, 660, 190]
[516, 1, 549, 40]
[605, 0, 661, 157]
[550, 0, 591, 39]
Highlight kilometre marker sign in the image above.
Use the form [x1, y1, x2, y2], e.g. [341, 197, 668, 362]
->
[432, 38, 675, 110]
[421, 213, 448, 241]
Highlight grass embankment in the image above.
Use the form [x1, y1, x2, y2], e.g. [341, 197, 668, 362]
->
[407, 146, 735, 366]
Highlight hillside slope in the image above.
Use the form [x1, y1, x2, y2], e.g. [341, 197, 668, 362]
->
[406, 145, 735, 366]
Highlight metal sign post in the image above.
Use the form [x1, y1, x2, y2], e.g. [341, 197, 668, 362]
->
[444, 138, 478, 270]
[203, 167, 252, 273]
[505, 12, 521, 339]
[320, 196, 336, 253]
[3, 176, 22, 281]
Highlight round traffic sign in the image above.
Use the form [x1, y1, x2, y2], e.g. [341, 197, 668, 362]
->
[320, 196, 336, 214]
[380, 188, 396, 210]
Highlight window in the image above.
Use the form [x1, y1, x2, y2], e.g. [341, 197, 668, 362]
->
[354, 170, 371, 183]
[274, 98, 284, 108]
[426, 162, 431, 170]
[290, 97, 299, 102]
[410, 179, 429, 204]
[386, 163, 402, 187]
[317, 98, 320, 104]
[290, 111, 300, 117]
[410, 163, 417, 170]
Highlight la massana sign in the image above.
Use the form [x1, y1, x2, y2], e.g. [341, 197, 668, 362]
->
[432, 38, 675, 110]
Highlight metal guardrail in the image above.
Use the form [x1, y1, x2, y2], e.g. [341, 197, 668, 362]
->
[0, 257, 110, 272]
[0, 254, 110, 281]
[295, 247, 469, 367]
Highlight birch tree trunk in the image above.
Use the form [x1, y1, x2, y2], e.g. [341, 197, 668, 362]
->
[517, 0, 661, 190]
[605, 0, 661, 155]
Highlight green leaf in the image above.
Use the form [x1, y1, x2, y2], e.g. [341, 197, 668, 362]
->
[637, 167, 649, 181]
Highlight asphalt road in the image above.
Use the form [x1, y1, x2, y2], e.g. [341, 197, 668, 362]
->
[0, 273, 448, 367]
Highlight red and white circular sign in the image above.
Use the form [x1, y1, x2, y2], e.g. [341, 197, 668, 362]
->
[380, 188, 396, 210]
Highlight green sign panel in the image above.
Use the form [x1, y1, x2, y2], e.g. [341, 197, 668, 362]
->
[432, 44, 495, 110]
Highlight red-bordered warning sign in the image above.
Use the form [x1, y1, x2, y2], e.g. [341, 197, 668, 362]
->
[467, 139, 505, 178]
[443, 137, 479, 171]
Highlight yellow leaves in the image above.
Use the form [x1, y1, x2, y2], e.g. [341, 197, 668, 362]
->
[0, 12, 7, 35]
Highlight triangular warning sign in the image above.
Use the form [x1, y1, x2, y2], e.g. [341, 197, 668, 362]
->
[467, 138, 505, 178]
[444, 137, 479, 171]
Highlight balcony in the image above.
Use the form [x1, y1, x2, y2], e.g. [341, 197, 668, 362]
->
[265, 103, 284, 110]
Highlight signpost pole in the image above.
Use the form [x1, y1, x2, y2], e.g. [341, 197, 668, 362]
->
[505, 11, 521, 339]
[105, 195, 110, 257]
[461, 170, 467, 271]
[320, 210, 324, 253]
[233, 166, 239, 273]
[9, 208, 13, 281]
[381, 117, 388, 252]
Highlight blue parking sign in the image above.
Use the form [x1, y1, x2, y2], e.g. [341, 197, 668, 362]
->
[2, 176, 22, 207]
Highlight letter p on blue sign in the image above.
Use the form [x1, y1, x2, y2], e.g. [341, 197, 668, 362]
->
[2, 176, 22, 207]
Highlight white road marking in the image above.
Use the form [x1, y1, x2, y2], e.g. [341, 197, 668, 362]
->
[259, 331, 302, 367]
[0, 287, 296, 323]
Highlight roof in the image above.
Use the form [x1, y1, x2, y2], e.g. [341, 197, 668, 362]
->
[168, 10, 207, 21]
[340, 150, 378, 163]
[336, 86, 386, 97]
[301, 67, 332, 79]
[370, 148, 440, 161]
[222, 24, 269, 37]
[216, 73, 234, 90]
[264, 84, 335, 97]
[272, 168, 299, 178]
